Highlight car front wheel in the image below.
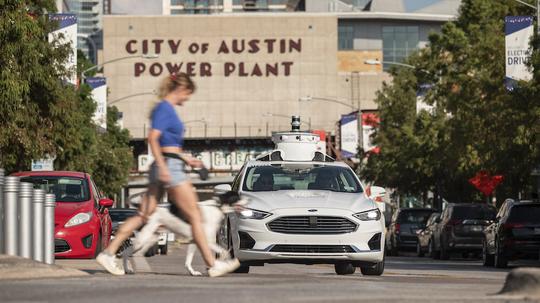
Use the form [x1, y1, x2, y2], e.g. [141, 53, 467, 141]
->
[494, 240, 508, 268]
[227, 221, 250, 274]
[360, 256, 384, 276]
[482, 240, 494, 267]
[335, 262, 356, 275]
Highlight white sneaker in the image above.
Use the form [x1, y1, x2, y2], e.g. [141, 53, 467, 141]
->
[207, 258, 240, 278]
[97, 252, 125, 276]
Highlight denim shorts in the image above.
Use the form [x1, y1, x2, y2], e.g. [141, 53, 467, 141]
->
[149, 158, 189, 188]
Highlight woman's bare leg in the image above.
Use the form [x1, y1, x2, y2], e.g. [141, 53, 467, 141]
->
[104, 185, 160, 255]
[169, 182, 215, 267]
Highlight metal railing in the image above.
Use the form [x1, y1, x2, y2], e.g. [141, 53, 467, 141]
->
[0, 169, 56, 264]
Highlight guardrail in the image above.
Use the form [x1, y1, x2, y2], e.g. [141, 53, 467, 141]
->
[0, 169, 56, 264]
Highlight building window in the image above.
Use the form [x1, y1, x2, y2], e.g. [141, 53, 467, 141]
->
[338, 25, 353, 50]
[382, 26, 419, 66]
[171, 0, 182, 5]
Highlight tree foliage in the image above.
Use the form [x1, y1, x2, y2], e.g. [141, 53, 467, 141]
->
[362, 0, 540, 204]
[0, 1, 132, 197]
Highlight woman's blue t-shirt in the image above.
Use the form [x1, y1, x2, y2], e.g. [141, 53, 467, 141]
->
[151, 101, 184, 147]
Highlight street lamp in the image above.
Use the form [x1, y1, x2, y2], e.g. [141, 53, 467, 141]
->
[81, 54, 159, 81]
[108, 91, 156, 105]
[262, 112, 312, 130]
[298, 96, 357, 110]
[364, 59, 416, 69]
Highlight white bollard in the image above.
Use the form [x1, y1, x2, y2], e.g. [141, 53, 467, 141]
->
[32, 189, 45, 262]
[0, 168, 4, 253]
[4, 176, 19, 256]
[44, 193, 56, 265]
[19, 182, 34, 259]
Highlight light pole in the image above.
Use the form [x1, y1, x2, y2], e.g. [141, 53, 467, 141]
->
[81, 54, 159, 81]
[108, 91, 156, 105]
[512, 0, 540, 35]
[262, 112, 312, 130]
[298, 96, 357, 110]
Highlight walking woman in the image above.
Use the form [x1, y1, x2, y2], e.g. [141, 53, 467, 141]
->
[97, 73, 240, 277]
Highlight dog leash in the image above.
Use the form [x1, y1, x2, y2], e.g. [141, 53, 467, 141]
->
[162, 152, 210, 181]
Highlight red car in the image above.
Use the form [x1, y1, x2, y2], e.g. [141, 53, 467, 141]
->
[13, 171, 113, 259]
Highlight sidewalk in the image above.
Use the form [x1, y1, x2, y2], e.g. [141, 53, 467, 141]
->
[0, 254, 88, 280]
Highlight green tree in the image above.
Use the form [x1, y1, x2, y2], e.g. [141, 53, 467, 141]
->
[0, 0, 78, 170]
[0, 1, 132, 198]
[363, 0, 540, 204]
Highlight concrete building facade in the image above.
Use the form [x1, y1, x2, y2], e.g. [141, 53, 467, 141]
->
[101, 0, 461, 171]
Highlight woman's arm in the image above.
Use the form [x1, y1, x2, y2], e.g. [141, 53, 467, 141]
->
[148, 129, 170, 182]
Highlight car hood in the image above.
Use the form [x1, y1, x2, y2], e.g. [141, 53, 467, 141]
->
[55, 201, 93, 225]
[241, 190, 376, 213]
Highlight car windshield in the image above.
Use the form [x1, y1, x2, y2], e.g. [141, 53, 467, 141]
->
[109, 210, 138, 222]
[397, 210, 434, 224]
[451, 205, 496, 220]
[508, 205, 540, 224]
[242, 164, 363, 193]
[20, 176, 90, 202]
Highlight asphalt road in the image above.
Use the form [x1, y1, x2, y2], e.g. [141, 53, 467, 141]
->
[0, 244, 536, 303]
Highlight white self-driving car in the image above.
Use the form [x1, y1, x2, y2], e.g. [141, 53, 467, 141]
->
[217, 130, 385, 275]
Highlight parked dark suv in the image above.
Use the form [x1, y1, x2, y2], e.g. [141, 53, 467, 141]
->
[483, 199, 540, 268]
[431, 203, 496, 260]
[386, 208, 436, 256]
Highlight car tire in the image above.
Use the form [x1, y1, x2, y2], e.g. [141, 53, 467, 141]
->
[389, 239, 398, 256]
[494, 240, 508, 268]
[482, 240, 494, 267]
[335, 262, 356, 275]
[360, 256, 385, 276]
[226, 221, 249, 274]
[430, 239, 440, 260]
[94, 232, 102, 259]
[235, 264, 250, 273]
[439, 240, 450, 260]
[145, 245, 157, 257]
[416, 242, 424, 257]
[159, 244, 168, 255]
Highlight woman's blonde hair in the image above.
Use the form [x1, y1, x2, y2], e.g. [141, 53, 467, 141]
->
[157, 72, 196, 99]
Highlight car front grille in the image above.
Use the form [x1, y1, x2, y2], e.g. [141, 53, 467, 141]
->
[270, 244, 355, 253]
[55, 239, 70, 253]
[267, 216, 357, 234]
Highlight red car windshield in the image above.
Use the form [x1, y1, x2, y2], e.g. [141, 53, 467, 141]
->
[20, 176, 90, 202]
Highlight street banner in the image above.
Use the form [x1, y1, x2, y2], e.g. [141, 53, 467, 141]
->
[362, 112, 380, 154]
[468, 171, 504, 197]
[87, 77, 108, 130]
[48, 13, 77, 85]
[340, 112, 359, 158]
[505, 16, 533, 91]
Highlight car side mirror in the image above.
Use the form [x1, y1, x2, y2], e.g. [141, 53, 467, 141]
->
[214, 184, 232, 195]
[99, 198, 114, 208]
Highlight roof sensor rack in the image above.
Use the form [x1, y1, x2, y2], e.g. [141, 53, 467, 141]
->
[312, 151, 335, 162]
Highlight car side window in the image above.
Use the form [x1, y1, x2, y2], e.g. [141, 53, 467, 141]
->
[232, 165, 245, 192]
[89, 178, 100, 208]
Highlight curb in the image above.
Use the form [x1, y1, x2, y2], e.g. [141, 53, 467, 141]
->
[497, 267, 540, 298]
[0, 254, 89, 281]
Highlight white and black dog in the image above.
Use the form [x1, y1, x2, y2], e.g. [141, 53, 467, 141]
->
[123, 191, 246, 276]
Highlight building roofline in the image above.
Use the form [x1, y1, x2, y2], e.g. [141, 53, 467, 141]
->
[338, 11, 456, 22]
[103, 11, 455, 22]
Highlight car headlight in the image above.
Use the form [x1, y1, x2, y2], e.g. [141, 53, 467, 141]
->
[65, 212, 93, 227]
[239, 208, 271, 220]
[353, 209, 381, 221]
